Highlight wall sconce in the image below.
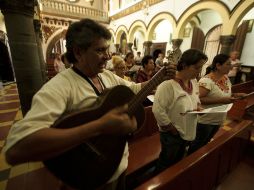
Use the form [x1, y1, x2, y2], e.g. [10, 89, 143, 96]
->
[85, 0, 94, 6]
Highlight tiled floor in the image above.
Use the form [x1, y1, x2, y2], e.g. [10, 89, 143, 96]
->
[0, 83, 253, 190]
[0, 83, 61, 190]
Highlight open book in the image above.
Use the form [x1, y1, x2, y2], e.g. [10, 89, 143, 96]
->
[187, 103, 233, 114]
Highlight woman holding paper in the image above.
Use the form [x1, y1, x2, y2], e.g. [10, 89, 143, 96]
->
[152, 49, 208, 172]
[188, 54, 246, 154]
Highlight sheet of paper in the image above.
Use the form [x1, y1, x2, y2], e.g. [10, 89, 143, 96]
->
[244, 91, 254, 98]
[187, 103, 233, 114]
[147, 95, 155, 103]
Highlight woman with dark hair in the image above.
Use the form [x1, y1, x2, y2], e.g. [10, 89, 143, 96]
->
[124, 52, 135, 70]
[125, 52, 142, 81]
[188, 54, 246, 154]
[152, 49, 208, 172]
[136, 55, 155, 83]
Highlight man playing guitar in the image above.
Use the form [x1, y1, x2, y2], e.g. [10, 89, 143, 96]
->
[4, 19, 176, 190]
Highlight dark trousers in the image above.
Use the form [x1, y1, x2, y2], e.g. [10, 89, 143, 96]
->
[155, 132, 187, 173]
[188, 123, 220, 154]
[60, 171, 126, 190]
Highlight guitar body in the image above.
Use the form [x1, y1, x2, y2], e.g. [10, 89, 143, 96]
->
[44, 85, 145, 189]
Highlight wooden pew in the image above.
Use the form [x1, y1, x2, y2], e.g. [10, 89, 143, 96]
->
[127, 106, 160, 188]
[129, 106, 158, 142]
[126, 81, 254, 189]
[231, 80, 254, 93]
[231, 80, 254, 119]
[134, 120, 253, 190]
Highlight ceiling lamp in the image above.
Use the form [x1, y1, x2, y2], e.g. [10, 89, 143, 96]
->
[85, 0, 94, 6]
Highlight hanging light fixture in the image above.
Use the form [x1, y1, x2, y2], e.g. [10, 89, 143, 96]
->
[142, 1, 149, 16]
[85, 0, 94, 6]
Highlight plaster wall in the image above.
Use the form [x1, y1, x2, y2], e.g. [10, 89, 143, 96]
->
[220, 0, 241, 10]
[241, 8, 254, 66]
[198, 10, 222, 35]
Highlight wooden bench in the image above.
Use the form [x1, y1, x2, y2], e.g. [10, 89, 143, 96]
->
[126, 106, 160, 188]
[126, 81, 254, 189]
[134, 120, 253, 190]
[231, 80, 254, 93]
[129, 106, 158, 143]
[231, 80, 254, 120]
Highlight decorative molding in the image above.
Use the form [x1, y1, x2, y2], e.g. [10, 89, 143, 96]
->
[42, 25, 61, 43]
[42, 17, 72, 26]
[40, 0, 109, 23]
[111, 0, 163, 20]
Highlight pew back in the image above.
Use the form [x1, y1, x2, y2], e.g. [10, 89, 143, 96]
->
[135, 120, 253, 190]
[231, 80, 254, 93]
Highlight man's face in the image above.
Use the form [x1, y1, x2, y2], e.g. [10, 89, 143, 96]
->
[75, 38, 110, 77]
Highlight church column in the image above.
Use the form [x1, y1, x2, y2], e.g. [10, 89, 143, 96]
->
[0, 0, 44, 115]
[127, 42, 133, 52]
[114, 43, 120, 53]
[143, 41, 153, 55]
[34, 19, 47, 83]
[219, 35, 235, 55]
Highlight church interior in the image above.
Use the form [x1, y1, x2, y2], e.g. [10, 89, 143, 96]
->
[0, 0, 254, 190]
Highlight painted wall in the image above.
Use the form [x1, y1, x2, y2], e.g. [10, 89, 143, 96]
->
[220, 0, 241, 10]
[241, 8, 254, 66]
[198, 10, 222, 35]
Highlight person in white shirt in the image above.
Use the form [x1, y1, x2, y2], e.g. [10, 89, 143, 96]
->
[188, 54, 246, 154]
[134, 51, 142, 65]
[155, 53, 164, 67]
[152, 49, 207, 172]
[228, 51, 242, 84]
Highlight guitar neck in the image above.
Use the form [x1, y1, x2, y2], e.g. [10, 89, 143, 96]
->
[128, 67, 166, 115]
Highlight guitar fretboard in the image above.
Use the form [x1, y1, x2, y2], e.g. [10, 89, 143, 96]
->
[128, 67, 166, 115]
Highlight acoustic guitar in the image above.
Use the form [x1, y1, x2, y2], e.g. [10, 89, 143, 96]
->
[44, 66, 167, 189]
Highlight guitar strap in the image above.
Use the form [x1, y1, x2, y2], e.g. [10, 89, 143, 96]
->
[72, 67, 106, 96]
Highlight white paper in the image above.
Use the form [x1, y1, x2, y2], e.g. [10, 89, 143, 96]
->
[243, 91, 254, 98]
[147, 95, 155, 102]
[186, 103, 233, 114]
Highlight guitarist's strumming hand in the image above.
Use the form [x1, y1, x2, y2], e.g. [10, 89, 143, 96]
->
[98, 104, 137, 136]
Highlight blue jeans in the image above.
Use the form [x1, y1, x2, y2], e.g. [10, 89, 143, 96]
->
[155, 132, 187, 173]
[188, 123, 220, 154]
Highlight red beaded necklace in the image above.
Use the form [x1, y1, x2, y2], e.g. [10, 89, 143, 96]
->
[208, 73, 229, 93]
[174, 78, 193, 94]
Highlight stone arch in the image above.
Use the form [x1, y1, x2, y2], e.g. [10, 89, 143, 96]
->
[189, 16, 201, 28]
[229, 0, 254, 34]
[176, 1, 229, 38]
[46, 29, 66, 61]
[128, 20, 146, 42]
[115, 25, 128, 44]
[108, 28, 115, 43]
[147, 12, 176, 41]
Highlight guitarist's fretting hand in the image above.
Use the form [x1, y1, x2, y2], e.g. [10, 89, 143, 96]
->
[164, 63, 177, 80]
[98, 104, 137, 136]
